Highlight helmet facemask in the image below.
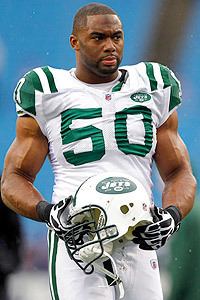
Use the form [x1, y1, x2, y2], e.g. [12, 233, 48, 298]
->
[64, 204, 119, 274]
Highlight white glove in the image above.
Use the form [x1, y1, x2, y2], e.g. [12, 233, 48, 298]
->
[133, 205, 182, 250]
[36, 197, 72, 240]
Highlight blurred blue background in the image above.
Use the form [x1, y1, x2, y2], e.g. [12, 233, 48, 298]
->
[0, 0, 199, 257]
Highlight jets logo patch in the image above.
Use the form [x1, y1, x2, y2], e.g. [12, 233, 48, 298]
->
[96, 176, 137, 194]
[130, 92, 151, 103]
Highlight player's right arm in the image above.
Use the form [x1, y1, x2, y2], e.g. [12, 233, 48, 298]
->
[1, 116, 49, 221]
[2, 69, 71, 236]
[1, 115, 74, 237]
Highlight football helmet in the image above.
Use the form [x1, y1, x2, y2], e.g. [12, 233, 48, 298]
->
[64, 172, 153, 277]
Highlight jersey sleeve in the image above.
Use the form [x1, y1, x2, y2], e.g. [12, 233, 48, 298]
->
[13, 68, 49, 135]
[144, 62, 182, 127]
[14, 69, 44, 117]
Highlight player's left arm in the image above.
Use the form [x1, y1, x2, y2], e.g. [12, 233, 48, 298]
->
[154, 111, 196, 219]
[133, 111, 196, 250]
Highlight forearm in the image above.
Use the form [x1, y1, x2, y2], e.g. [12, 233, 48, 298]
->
[162, 169, 196, 219]
[1, 172, 47, 221]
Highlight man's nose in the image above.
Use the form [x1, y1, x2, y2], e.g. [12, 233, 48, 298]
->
[104, 38, 116, 52]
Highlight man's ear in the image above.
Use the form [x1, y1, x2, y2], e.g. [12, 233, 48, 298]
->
[70, 35, 80, 50]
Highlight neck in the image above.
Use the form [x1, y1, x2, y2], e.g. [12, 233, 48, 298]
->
[75, 67, 119, 84]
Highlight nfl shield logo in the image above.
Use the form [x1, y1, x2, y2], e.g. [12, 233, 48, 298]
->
[150, 259, 158, 270]
[105, 94, 112, 101]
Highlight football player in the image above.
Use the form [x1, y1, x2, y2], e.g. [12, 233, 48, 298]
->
[1, 3, 196, 300]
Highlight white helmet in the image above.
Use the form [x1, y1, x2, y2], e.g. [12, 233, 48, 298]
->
[64, 172, 153, 276]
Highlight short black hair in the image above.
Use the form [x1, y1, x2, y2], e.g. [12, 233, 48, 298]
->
[72, 2, 119, 35]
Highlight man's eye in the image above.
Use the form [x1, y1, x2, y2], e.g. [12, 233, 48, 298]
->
[93, 36, 103, 41]
[113, 35, 121, 41]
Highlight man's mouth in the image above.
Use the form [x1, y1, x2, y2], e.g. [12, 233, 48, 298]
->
[101, 56, 117, 66]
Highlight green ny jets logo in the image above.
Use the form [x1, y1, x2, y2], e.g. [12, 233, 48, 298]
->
[130, 92, 151, 103]
[96, 177, 137, 194]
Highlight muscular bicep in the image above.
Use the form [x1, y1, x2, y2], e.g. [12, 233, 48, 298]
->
[4, 116, 48, 182]
[154, 111, 192, 182]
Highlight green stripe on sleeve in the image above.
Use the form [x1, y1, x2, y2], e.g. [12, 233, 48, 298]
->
[159, 64, 181, 111]
[14, 81, 22, 103]
[29, 70, 43, 92]
[145, 62, 158, 91]
[159, 64, 171, 89]
[14, 70, 43, 115]
[42, 66, 58, 93]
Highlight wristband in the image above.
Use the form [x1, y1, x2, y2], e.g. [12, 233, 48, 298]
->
[36, 201, 53, 222]
[165, 205, 182, 226]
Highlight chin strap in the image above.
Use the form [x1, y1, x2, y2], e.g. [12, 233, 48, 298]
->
[93, 251, 125, 299]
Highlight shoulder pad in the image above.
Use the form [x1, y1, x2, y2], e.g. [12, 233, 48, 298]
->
[145, 62, 182, 111]
[14, 66, 59, 116]
[14, 69, 44, 116]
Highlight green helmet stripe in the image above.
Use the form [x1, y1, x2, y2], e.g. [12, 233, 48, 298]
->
[145, 62, 158, 91]
[42, 66, 58, 93]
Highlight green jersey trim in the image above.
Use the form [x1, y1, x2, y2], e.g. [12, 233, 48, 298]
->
[41, 66, 58, 93]
[145, 62, 158, 91]
[112, 81, 123, 92]
[145, 62, 181, 112]
[159, 64, 181, 111]
[14, 66, 59, 117]
[48, 231, 60, 300]
[48, 231, 54, 300]
[112, 69, 128, 92]
[14, 70, 43, 116]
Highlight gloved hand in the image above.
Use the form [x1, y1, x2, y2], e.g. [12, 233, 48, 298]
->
[132, 205, 182, 250]
[36, 196, 72, 240]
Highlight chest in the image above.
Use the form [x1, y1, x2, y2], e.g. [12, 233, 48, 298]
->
[44, 90, 159, 166]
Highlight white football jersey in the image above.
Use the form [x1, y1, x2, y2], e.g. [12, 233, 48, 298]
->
[14, 62, 182, 203]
